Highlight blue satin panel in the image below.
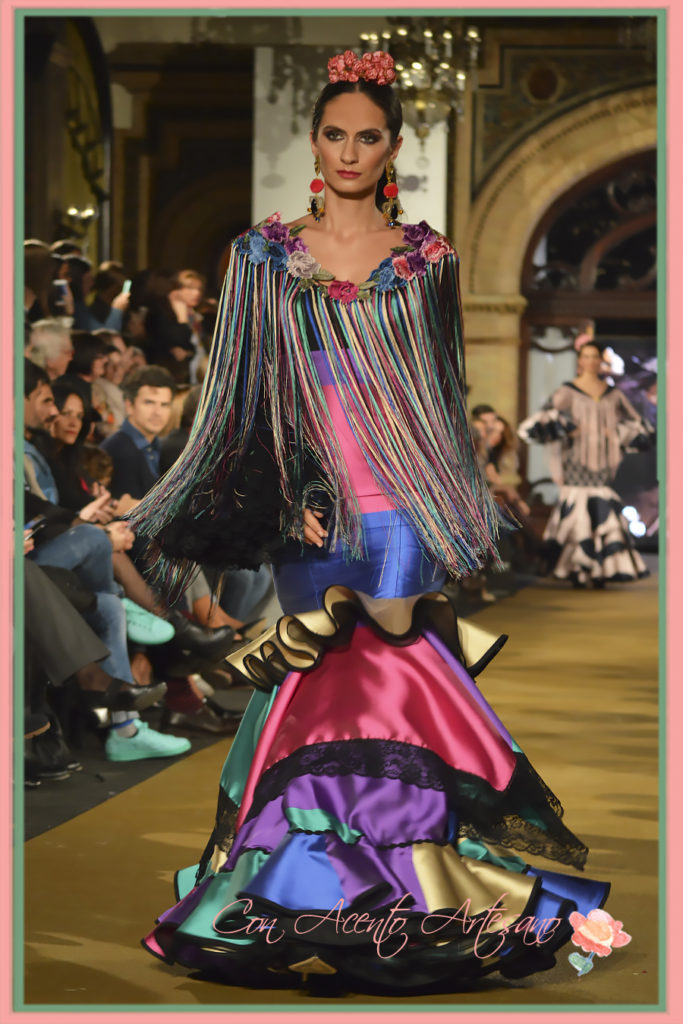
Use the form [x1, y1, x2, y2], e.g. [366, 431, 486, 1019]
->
[243, 833, 345, 911]
[273, 509, 446, 614]
[525, 866, 610, 923]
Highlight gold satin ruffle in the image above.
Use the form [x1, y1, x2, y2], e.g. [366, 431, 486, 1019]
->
[226, 586, 507, 691]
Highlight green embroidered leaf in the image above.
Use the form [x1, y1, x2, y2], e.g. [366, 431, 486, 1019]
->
[289, 223, 306, 237]
[312, 270, 335, 281]
[390, 245, 412, 254]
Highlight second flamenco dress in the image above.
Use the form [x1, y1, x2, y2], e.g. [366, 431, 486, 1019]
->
[131, 216, 609, 992]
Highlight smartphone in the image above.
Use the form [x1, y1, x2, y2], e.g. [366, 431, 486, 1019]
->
[24, 514, 47, 538]
[122, 279, 132, 294]
[52, 279, 69, 299]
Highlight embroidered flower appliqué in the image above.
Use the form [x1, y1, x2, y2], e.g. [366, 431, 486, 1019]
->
[239, 214, 455, 302]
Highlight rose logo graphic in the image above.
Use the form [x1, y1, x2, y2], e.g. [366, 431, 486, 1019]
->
[568, 908, 632, 977]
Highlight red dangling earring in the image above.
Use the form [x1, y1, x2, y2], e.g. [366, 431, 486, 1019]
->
[308, 156, 325, 221]
[381, 159, 403, 227]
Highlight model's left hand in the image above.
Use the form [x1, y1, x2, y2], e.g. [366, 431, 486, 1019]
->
[303, 508, 328, 547]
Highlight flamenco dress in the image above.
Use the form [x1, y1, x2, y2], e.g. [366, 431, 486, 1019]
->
[519, 383, 652, 586]
[136, 216, 609, 991]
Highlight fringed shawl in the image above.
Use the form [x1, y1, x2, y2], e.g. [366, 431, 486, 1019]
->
[129, 216, 503, 598]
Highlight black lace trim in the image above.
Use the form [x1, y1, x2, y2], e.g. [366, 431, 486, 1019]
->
[196, 789, 240, 885]
[199, 739, 586, 875]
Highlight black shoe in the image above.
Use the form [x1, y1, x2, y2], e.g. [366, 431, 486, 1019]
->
[31, 712, 83, 773]
[81, 679, 168, 712]
[168, 612, 238, 661]
[161, 701, 242, 735]
[24, 711, 50, 740]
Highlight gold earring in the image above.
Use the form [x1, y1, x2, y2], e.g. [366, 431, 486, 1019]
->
[309, 156, 325, 221]
[381, 159, 402, 227]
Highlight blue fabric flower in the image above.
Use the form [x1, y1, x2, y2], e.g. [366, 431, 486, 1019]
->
[245, 232, 269, 265]
[267, 242, 289, 271]
[372, 257, 405, 293]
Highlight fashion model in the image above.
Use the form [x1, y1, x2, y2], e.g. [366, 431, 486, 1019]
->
[519, 340, 652, 589]
[131, 51, 609, 992]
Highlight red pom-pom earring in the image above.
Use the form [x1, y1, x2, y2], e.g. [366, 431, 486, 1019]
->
[308, 156, 325, 221]
[381, 159, 402, 227]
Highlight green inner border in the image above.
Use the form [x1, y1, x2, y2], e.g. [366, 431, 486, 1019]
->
[15, 5, 666, 1013]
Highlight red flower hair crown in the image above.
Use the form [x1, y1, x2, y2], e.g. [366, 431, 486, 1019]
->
[327, 50, 396, 86]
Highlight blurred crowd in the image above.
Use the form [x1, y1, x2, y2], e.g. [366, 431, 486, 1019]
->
[23, 237, 272, 787]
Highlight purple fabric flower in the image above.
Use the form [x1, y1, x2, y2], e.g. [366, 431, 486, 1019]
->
[406, 249, 427, 276]
[284, 235, 307, 255]
[403, 221, 434, 246]
[261, 221, 289, 244]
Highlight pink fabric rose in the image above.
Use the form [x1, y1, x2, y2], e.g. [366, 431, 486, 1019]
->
[392, 256, 415, 281]
[569, 909, 632, 958]
[422, 238, 453, 263]
[327, 280, 359, 303]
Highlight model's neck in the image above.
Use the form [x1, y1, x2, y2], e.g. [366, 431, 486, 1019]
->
[316, 189, 385, 237]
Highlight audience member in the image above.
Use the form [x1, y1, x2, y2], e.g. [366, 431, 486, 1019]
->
[28, 320, 74, 380]
[73, 260, 127, 332]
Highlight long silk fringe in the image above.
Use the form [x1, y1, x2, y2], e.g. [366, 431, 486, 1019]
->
[129, 240, 503, 598]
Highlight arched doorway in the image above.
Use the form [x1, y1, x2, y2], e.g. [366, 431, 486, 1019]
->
[520, 149, 658, 544]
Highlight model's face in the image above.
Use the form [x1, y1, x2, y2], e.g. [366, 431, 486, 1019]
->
[53, 392, 85, 446]
[311, 92, 401, 198]
[125, 385, 173, 441]
[577, 346, 603, 375]
[25, 382, 58, 431]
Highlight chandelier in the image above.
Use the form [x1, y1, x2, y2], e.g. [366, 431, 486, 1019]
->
[359, 18, 482, 143]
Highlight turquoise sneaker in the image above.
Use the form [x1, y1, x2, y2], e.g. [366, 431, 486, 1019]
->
[122, 599, 175, 645]
[105, 721, 191, 761]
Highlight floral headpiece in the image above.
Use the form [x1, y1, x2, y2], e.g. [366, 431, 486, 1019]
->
[327, 50, 396, 86]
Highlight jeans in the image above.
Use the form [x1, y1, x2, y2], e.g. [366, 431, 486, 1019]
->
[217, 566, 274, 621]
[83, 593, 134, 684]
[30, 524, 118, 595]
[31, 524, 132, 683]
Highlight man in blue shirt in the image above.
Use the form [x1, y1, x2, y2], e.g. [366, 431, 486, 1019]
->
[101, 365, 176, 508]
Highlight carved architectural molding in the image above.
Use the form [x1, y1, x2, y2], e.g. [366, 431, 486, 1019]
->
[464, 85, 656, 296]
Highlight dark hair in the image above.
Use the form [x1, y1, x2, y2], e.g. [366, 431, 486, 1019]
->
[471, 403, 496, 418]
[50, 380, 89, 447]
[24, 357, 49, 398]
[180, 385, 203, 430]
[81, 443, 114, 483]
[68, 331, 109, 376]
[64, 255, 92, 303]
[122, 365, 177, 403]
[93, 261, 125, 294]
[578, 341, 602, 357]
[311, 80, 403, 211]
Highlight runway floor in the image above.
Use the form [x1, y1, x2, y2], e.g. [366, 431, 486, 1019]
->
[22, 567, 660, 1010]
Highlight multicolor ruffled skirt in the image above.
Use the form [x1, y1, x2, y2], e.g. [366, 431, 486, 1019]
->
[143, 510, 609, 993]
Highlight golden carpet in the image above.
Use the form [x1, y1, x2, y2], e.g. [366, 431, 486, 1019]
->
[23, 572, 659, 1009]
